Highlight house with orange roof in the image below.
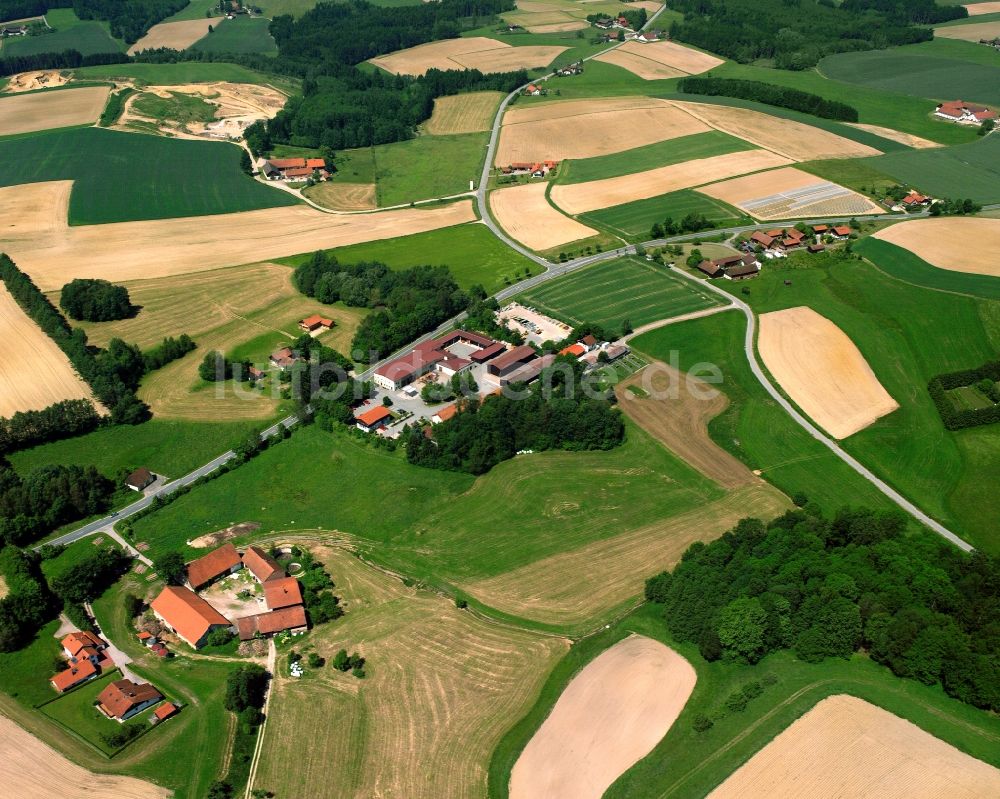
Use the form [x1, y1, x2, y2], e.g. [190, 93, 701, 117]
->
[235, 605, 308, 641]
[50, 658, 100, 692]
[432, 403, 458, 424]
[902, 190, 931, 207]
[61, 630, 107, 660]
[186, 542, 243, 590]
[355, 405, 393, 432]
[97, 679, 163, 722]
[263, 576, 303, 610]
[153, 702, 179, 723]
[934, 100, 997, 125]
[151, 586, 232, 649]
[558, 343, 586, 358]
[298, 314, 334, 333]
[243, 545, 284, 583]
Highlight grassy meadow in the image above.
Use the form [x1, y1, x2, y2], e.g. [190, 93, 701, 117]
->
[581, 190, 751, 240]
[0, 8, 122, 57]
[72, 61, 298, 91]
[855, 238, 1000, 300]
[190, 15, 277, 55]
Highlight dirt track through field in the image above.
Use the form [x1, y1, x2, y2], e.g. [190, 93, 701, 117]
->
[758, 306, 898, 439]
[127, 19, 213, 53]
[707, 695, 1000, 799]
[0, 86, 109, 136]
[0, 284, 102, 417]
[0, 182, 476, 290]
[490, 182, 597, 250]
[463, 484, 789, 625]
[496, 97, 710, 164]
[0, 713, 169, 799]
[873, 217, 1000, 276]
[510, 636, 696, 799]
[369, 36, 565, 76]
[423, 91, 503, 134]
[550, 149, 793, 214]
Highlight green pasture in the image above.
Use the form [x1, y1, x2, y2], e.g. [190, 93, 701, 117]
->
[855, 238, 1000, 300]
[581, 190, 751, 240]
[163, 0, 222, 21]
[558, 131, 753, 185]
[41, 671, 143, 755]
[798, 158, 902, 197]
[948, 384, 995, 410]
[279, 223, 542, 292]
[0, 620, 64, 707]
[371, 133, 487, 206]
[40, 535, 121, 582]
[490, 603, 1000, 798]
[0, 127, 296, 224]
[132, 90, 217, 126]
[72, 61, 297, 92]
[190, 15, 277, 55]
[1, 8, 122, 57]
[516, 256, 724, 331]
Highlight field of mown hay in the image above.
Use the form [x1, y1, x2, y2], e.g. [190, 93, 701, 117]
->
[127, 19, 212, 54]
[550, 149, 792, 214]
[698, 166, 884, 219]
[0, 712, 169, 799]
[463, 483, 788, 626]
[495, 97, 710, 164]
[593, 49, 686, 80]
[594, 40, 722, 80]
[935, 20, 1000, 41]
[0, 284, 101, 418]
[510, 636, 696, 799]
[489, 182, 597, 251]
[707, 694, 1000, 799]
[369, 36, 566, 77]
[873, 217, 1000, 276]
[254, 544, 567, 799]
[302, 181, 377, 211]
[0, 85, 109, 136]
[847, 123, 940, 149]
[423, 91, 504, 135]
[965, 1, 1000, 13]
[758, 306, 898, 440]
[0, 182, 476, 289]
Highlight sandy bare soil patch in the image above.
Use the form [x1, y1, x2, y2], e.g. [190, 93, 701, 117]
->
[669, 100, 881, 161]
[303, 181, 377, 211]
[490, 182, 597, 250]
[698, 166, 884, 219]
[873, 217, 1000, 276]
[189, 522, 261, 548]
[847, 122, 941, 149]
[758, 306, 898, 439]
[423, 90, 503, 134]
[0, 85, 109, 136]
[619, 39, 723, 74]
[0, 713, 169, 799]
[0, 182, 476, 289]
[0, 284, 101, 418]
[3, 69, 69, 93]
[965, 1, 1000, 14]
[708, 695, 1000, 799]
[465, 484, 788, 625]
[370, 36, 565, 76]
[551, 149, 792, 214]
[593, 49, 687, 80]
[935, 20, 1000, 40]
[127, 18, 213, 54]
[0, 575, 8, 600]
[526, 20, 588, 32]
[510, 636, 696, 799]
[496, 97, 709, 164]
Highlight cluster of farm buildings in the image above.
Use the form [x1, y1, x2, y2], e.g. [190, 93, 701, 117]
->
[499, 157, 560, 177]
[260, 157, 331, 181]
[934, 100, 997, 125]
[696, 223, 853, 279]
[592, 15, 663, 43]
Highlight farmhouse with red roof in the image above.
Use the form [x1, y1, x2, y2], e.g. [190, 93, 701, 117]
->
[151, 586, 232, 649]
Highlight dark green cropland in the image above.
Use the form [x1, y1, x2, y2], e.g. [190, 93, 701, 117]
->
[855, 238, 1000, 301]
[190, 16, 277, 55]
[581, 190, 751, 240]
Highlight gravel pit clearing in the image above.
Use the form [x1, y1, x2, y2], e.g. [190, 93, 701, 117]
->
[707, 694, 1000, 799]
[0, 713, 169, 799]
[2, 69, 70, 93]
[490, 182, 597, 250]
[369, 36, 565, 77]
[496, 97, 709, 164]
[758, 306, 898, 439]
[0, 181, 476, 289]
[550, 149, 793, 214]
[127, 19, 213, 54]
[873, 217, 1000, 276]
[510, 635, 696, 799]
[0, 85, 110, 136]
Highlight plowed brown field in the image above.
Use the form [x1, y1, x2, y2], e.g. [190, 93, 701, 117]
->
[0, 85, 109, 136]
[873, 217, 1000, 276]
[490, 182, 597, 250]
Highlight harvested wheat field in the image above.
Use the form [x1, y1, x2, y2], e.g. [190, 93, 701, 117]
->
[0, 85, 109, 136]
[0, 182, 476, 290]
[3, 69, 70, 93]
[423, 90, 504, 134]
[598, 40, 723, 78]
[708, 695, 1000, 799]
[698, 166, 884, 219]
[935, 20, 1000, 40]
[965, 1, 1000, 14]
[255, 544, 567, 799]
[847, 123, 941, 149]
[873, 217, 1000, 276]
[0, 284, 101, 418]
[490, 182, 597, 251]
[758, 306, 898, 439]
[370, 36, 565, 77]
[465, 484, 788, 626]
[593, 49, 687, 80]
[303, 181, 377, 211]
[550, 149, 792, 214]
[510, 636, 696, 799]
[127, 19, 213, 54]
[669, 100, 881, 161]
[0, 713, 168, 799]
[526, 20, 588, 32]
[496, 97, 709, 164]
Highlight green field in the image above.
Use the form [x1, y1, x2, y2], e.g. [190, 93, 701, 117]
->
[0, 8, 122, 57]
[0, 620, 65, 707]
[490, 603, 1000, 798]
[41, 671, 148, 755]
[948, 384, 995, 410]
[190, 15, 277, 55]
[371, 133, 487, 205]
[867, 133, 1000, 203]
[558, 131, 753, 185]
[40, 535, 122, 582]
[581, 190, 751, 240]
[855, 237, 1000, 300]
[131, 90, 217, 126]
[516, 256, 724, 331]
[162, 0, 222, 21]
[72, 61, 297, 92]
[798, 157, 903, 197]
[280, 222, 542, 292]
[0, 127, 296, 224]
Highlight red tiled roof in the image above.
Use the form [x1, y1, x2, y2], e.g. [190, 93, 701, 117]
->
[50, 658, 98, 692]
[470, 341, 505, 362]
[151, 586, 230, 647]
[125, 467, 152, 489]
[263, 576, 303, 610]
[357, 405, 393, 427]
[62, 630, 105, 656]
[581, 334, 598, 347]
[559, 343, 586, 357]
[435, 404, 458, 422]
[236, 605, 308, 640]
[832, 225, 851, 236]
[97, 679, 161, 720]
[375, 348, 443, 382]
[305, 158, 326, 169]
[154, 702, 178, 721]
[267, 157, 306, 169]
[186, 543, 242, 589]
[243, 545, 284, 583]
[812, 224, 828, 233]
[283, 167, 314, 178]
[300, 314, 333, 329]
[750, 231, 774, 246]
[489, 344, 537, 372]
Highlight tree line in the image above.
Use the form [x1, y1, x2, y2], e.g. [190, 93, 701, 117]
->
[0, 400, 101, 455]
[928, 358, 1000, 430]
[0, 546, 57, 652]
[645, 506, 1000, 712]
[677, 77, 859, 122]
